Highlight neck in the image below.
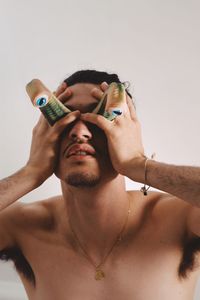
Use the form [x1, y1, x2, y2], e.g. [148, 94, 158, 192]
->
[59, 175, 130, 258]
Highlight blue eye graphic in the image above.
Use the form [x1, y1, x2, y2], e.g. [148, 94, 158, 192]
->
[112, 109, 123, 116]
[35, 95, 48, 107]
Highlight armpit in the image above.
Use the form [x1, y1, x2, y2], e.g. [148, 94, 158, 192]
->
[0, 246, 36, 286]
[178, 235, 200, 279]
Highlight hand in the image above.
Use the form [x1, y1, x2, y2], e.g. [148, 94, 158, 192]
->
[80, 82, 146, 180]
[26, 82, 80, 185]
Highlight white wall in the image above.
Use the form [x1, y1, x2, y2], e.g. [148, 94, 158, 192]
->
[0, 279, 27, 300]
[0, 0, 200, 299]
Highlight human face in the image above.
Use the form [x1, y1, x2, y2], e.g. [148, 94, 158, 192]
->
[55, 83, 117, 187]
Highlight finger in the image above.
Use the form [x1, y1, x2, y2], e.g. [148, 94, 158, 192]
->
[54, 110, 80, 130]
[53, 82, 67, 97]
[91, 81, 109, 99]
[50, 111, 81, 139]
[37, 114, 49, 128]
[81, 113, 112, 133]
[58, 88, 72, 103]
[34, 111, 80, 141]
[33, 114, 49, 136]
[126, 96, 138, 120]
[91, 87, 104, 100]
[100, 81, 109, 92]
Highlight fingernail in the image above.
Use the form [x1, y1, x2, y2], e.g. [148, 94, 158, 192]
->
[61, 82, 67, 88]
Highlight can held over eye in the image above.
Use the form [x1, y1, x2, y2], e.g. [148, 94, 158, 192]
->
[26, 79, 71, 126]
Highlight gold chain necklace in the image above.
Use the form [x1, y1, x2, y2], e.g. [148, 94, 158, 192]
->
[68, 197, 131, 280]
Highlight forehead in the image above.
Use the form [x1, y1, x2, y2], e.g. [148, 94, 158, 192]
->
[64, 83, 100, 112]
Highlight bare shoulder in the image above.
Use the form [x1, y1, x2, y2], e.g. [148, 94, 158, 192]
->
[2, 195, 62, 232]
[0, 196, 63, 252]
[127, 189, 190, 229]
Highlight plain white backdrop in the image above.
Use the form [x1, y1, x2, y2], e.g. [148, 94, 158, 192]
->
[0, 0, 200, 299]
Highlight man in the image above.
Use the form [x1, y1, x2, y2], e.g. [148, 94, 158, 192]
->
[0, 69, 200, 300]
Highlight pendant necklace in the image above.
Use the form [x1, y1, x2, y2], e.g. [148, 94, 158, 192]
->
[68, 197, 131, 280]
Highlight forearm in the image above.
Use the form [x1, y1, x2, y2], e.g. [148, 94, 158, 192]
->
[128, 159, 200, 207]
[0, 166, 40, 211]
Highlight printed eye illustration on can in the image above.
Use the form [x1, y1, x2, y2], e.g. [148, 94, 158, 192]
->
[35, 95, 49, 107]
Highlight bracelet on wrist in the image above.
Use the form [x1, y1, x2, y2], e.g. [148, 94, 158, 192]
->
[140, 153, 156, 196]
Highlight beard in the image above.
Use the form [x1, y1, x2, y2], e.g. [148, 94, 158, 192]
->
[65, 171, 101, 188]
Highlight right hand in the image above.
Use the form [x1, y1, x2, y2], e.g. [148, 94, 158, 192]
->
[26, 82, 80, 186]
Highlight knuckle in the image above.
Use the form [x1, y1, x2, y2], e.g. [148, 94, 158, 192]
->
[96, 115, 102, 122]
[114, 116, 123, 125]
[48, 150, 55, 158]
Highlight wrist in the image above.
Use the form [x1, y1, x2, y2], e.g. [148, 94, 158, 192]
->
[23, 165, 46, 188]
[123, 156, 147, 183]
[125, 155, 156, 185]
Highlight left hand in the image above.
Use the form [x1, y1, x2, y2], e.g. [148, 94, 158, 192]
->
[80, 82, 146, 179]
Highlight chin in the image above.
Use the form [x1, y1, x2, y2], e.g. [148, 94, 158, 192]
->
[54, 163, 101, 187]
[55, 158, 116, 186]
[64, 171, 101, 188]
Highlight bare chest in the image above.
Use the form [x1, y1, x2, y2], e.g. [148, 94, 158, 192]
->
[17, 223, 197, 300]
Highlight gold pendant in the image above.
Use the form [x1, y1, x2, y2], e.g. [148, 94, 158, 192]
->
[95, 269, 105, 280]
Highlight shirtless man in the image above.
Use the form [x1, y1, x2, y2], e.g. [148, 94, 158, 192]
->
[0, 70, 200, 300]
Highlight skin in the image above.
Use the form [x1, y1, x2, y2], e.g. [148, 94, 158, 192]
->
[0, 81, 200, 300]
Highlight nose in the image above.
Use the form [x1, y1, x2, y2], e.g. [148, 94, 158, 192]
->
[68, 120, 92, 143]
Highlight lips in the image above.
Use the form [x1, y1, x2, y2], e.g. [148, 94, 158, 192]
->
[64, 144, 96, 158]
